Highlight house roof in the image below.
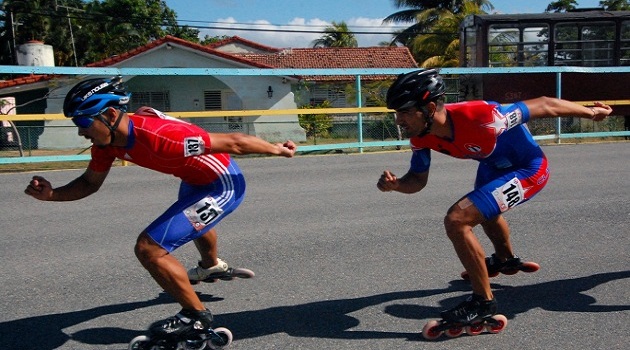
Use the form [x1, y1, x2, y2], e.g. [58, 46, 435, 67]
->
[233, 46, 418, 81]
[87, 35, 273, 69]
[206, 35, 281, 53]
[0, 35, 417, 89]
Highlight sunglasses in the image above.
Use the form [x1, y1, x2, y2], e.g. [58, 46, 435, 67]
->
[72, 116, 96, 128]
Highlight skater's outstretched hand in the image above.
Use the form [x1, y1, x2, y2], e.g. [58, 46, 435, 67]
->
[377, 170, 399, 192]
[25, 175, 54, 201]
[275, 140, 297, 158]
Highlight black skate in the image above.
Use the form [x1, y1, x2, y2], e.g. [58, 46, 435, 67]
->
[461, 254, 540, 280]
[128, 309, 233, 350]
[422, 294, 508, 340]
[189, 259, 255, 285]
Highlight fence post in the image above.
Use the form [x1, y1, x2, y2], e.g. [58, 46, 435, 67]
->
[355, 75, 363, 153]
[556, 72, 562, 144]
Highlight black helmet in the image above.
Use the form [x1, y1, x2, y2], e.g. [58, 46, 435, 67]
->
[63, 76, 130, 118]
[386, 69, 445, 110]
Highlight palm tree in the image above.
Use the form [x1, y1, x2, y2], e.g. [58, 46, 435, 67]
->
[413, 1, 485, 67]
[311, 21, 358, 48]
[383, 0, 493, 66]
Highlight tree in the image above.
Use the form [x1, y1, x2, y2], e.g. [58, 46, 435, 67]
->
[383, 0, 493, 47]
[413, 1, 485, 67]
[384, 0, 492, 66]
[200, 35, 231, 46]
[599, 0, 630, 10]
[311, 21, 358, 48]
[0, 0, 200, 68]
[545, 0, 578, 12]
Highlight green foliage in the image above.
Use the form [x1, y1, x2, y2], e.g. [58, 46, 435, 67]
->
[311, 21, 358, 48]
[365, 115, 400, 140]
[545, 0, 578, 12]
[385, 0, 492, 67]
[298, 100, 334, 138]
[0, 0, 199, 68]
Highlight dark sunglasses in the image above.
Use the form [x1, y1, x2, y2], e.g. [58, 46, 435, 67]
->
[72, 116, 96, 128]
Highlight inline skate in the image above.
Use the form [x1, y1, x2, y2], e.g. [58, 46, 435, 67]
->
[129, 309, 233, 350]
[422, 294, 507, 340]
[461, 254, 539, 280]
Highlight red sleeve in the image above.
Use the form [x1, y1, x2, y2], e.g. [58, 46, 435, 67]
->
[87, 146, 116, 172]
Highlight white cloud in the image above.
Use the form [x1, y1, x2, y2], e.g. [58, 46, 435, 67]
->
[199, 17, 409, 48]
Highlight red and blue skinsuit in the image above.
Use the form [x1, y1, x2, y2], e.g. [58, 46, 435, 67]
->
[408, 101, 549, 219]
[88, 107, 245, 252]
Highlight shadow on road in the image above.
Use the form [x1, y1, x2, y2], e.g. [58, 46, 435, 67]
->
[2, 270, 628, 349]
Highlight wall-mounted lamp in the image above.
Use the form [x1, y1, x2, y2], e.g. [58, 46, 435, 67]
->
[166, 43, 173, 50]
[267, 86, 273, 98]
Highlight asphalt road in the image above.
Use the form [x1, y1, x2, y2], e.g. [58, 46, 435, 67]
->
[1, 142, 628, 350]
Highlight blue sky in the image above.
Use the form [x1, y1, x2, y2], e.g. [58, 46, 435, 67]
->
[164, 0, 603, 47]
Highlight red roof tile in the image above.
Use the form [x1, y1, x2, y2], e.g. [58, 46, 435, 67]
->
[0, 74, 55, 89]
[87, 35, 273, 68]
[233, 46, 418, 81]
[0, 36, 418, 89]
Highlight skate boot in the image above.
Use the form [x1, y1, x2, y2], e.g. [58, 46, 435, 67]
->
[422, 294, 508, 340]
[440, 294, 497, 323]
[188, 258, 255, 284]
[461, 253, 540, 280]
[149, 308, 214, 338]
[129, 309, 233, 350]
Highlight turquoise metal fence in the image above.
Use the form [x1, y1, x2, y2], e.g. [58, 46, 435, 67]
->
[1, 66, 628, 165]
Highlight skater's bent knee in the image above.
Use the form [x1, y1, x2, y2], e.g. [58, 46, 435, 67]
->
[134, 233, 167, 264]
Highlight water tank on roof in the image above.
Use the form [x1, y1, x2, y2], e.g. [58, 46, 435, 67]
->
[16, 40, 55, 66]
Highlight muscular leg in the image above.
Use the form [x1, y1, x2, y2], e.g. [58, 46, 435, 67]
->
[193, 228, 219, 269]
[135, 232, 205, 311]
[481, 214, 514, 261]
[444, 197, 492, 300]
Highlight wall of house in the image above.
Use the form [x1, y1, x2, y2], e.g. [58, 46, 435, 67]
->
[37, 45, 305, 149]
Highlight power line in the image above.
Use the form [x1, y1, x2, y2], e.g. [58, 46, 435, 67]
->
[8, 8, 452, 37]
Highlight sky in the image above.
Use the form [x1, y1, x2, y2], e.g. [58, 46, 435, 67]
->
[164, 0, 604, 48]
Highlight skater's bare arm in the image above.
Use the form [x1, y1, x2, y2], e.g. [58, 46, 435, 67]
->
[209, 133, 296, 157]
[25, 168, 108, 201]
[523, 97, 612, 121]
[377, 170, 428, 194]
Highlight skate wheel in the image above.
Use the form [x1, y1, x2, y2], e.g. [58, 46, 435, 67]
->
[445, 326, 464, 338]
[128, 335, 152, 350]
[207, 327, 233, 349]
[520, 261, 540, 273]
[422, 320, 443, 340]
[232, 267, 255, 279]
[486, 314, 508, 334]
[465, 323, 485, 336]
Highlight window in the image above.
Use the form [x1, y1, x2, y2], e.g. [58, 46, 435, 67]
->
[554, 21, 615, 66]
[487, 24, 548, 67]
[619, 20, 630, 66]
[129, 91, 170, 112]
[311, 85, 346, 108]
[204, 90, 243, 131]
[203, 91, 222, 110]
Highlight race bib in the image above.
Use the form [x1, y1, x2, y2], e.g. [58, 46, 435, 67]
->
[492, 177, 525, 212]
[184, 137, 205, 157]
[184, 196, 224, 231]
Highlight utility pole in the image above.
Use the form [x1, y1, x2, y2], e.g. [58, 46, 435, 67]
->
[2, 2, 23, 65]
[55, 0, 83, 67]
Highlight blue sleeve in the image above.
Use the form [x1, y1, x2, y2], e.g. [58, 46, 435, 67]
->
[410, 148, 431, 173]
[494, 101, 531, 126]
